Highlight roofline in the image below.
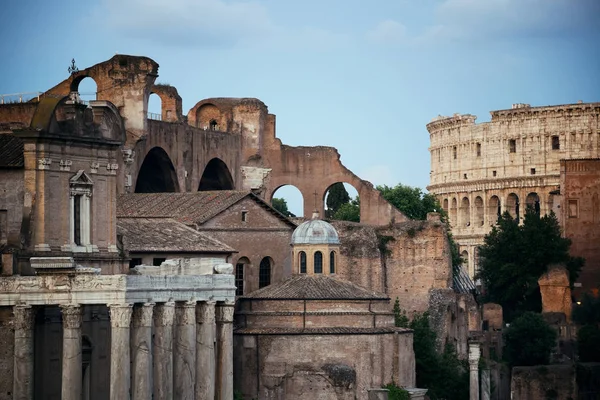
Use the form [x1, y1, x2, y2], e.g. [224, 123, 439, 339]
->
[234, 328, 412, 335]
[237, 296, 390, 301]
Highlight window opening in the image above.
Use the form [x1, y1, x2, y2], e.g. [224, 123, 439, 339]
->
[129, 258, 142, 269]
[74, 195, 82, 246]
[314, 251, 323, 274]
[453, 146, 457, 159]
[259, 257, 271, 288]
[299, 251, 307, 273]
[235, 263, 244, 296]
[552, 135, 560, 150]
[476, 143, 481, 157]
[153, 258, 166, 266]
[209, 119, 218, 131]
[509, 139, 516, 153]
[492, 171, 497, 177]
[241, 211, 248, 222]
[329, 251, 335, 274]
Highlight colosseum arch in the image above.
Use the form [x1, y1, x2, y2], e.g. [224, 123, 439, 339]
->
[443, 198, 449, 213]
[450, 198, 458, 227]
[196, 103, 222, 130]
[135, 147, 179, 193]
[526, 192, 541, 215]
[488, 195, 501, 225]
[506, 193, 520, 221]
[460, 197, 470, 227]
[198, 158, 234, 191]
[474, 196, 484, 226]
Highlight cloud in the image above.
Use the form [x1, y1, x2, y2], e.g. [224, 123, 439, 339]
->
[367, 20, 407, 44]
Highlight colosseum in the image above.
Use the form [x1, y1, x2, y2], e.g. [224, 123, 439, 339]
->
[426, 102, 600, 279]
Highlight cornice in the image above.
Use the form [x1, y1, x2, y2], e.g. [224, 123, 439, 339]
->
[427, 175, 560, 194]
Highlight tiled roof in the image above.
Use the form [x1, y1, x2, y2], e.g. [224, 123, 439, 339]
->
[0, 134, 24, 168]
[240, 274, 389, 300]
[117, 217, 235, 253]
[234, 327, 412, 335]
[117, 191, 296, 228]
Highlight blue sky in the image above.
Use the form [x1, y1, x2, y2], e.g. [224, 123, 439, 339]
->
[1, 0, 599, 215]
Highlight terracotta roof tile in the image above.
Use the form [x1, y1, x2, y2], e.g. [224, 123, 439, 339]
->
[240, 275, 389, 300]
[117, 217, 235, 253]
[117, 191, 296, 227]
[234, 327, 411, 335]
[0, 134, 24, 168]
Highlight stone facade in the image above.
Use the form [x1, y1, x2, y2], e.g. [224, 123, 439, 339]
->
[426, 102, 600, 280]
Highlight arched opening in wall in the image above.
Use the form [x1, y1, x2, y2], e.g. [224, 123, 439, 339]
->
[461, 250, 469, 273]
[259, 257, 272, 288]
[506, 193, 520, 221]
[148, 93, 162, 121]
[443, 199, 449, 213]
[474, 196, 484, 226]
[323, 182, 360, 222]
[330, 251, 336, 274]
[271, 185, 303, 218]
[548, 193, 557, 214]
[450, 198, 458, 228]
[196, 103, 221, 130]
[314, 251, 323, 274]
[460, 197, 471, 227]
[135, 147, 179, 193]
[235, 257, 250, 296]
[198, 158, 234, 191]
[526, 192, 541, 216]
[299, 251, 307, 273]
[71, 76, 98, 103]
[488, 195, 501, 225]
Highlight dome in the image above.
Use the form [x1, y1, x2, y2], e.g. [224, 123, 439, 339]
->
[291, 214, 340, 245]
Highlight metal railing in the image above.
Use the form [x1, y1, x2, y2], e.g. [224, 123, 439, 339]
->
[0, 91, 97, 105]
[147, 112, 162, 121]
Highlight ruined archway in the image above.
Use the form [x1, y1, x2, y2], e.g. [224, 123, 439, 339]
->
[135, 147, 179, 193]
[506, 193, 520, 221]
[198, 158, 234, 191]
[323, 182, 360, 222]
[196, 103, 221, 130]
[526, 192, 541, 215]
[488, 195, 501, 225]
[460, 197, 470, 227]
[70, 76, 97, 103]
[271, 185, 303, 218]
[450, 198, 458, 228]
[474, 196, 484, 226]
[147, 93, 162, 121]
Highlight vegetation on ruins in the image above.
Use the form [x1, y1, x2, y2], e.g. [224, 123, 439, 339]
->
[384, 382, 410, 400]
[326, 182, 351, 218]
[476, 208, 583, 322]
[503, 312, 557, 367]
[573, 294, 600, 362]
[332, 197, 360, 222]
[394, 305, 469, 400]
[271, 197, 296, 218]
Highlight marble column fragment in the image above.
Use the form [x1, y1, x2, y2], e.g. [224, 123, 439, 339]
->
[195, 301, 216, 400]
[109, 304, 132, 400]
[61, 304, 83, 400]
[153, 302, 175, 400]
[132, 303, 154, 400]
[468, 342, 481, 400]
[216, 302, 235, 400]
[174, 301, 196, 400]
[13, 305, 35, 400]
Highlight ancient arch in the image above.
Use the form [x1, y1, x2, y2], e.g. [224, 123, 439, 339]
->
[526, 192, 541, 215]
[147, 93, 162, 120]
[461, 250, 469, 273]
[443, 198, 449, 212]
[198, 158, 234, 191]
[69, 75, 98, 102]
[450, 198, 458, 227]
[271, 185, 304, 217]
[259, 257, 272, 288]
[135, 147, 179, 193]
[323, 182, 360, 222]
[196, 103, 222, 130]
[506, 193, 520, 220]
[488, 195, 501, 225]
[460, 197, 470, 227]
[474, 196, 484, 226]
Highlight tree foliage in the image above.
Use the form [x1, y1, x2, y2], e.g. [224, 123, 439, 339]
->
[503, 312, 557, 367]
[477, 208, 583, 321]
[332, 197, 360, 222]
[573, 293, 600, 362]
[326, 183, 350, 218]
[376, 184, 440, 220]
[384, 383, 410, 400]
[271, 197, 296, 218]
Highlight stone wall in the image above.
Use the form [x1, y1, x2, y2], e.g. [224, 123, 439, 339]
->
[511, 365, 577, 400]
[0, 169, 24, 248]
[0, 307, 14, 400]
[426, 102, 600, 277]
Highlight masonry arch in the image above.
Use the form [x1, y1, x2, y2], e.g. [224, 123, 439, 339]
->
[147, 93, 162, 121]
[450, 198, 458, 227]
[506, 193, 520, 221]
[526, 192, 541, 215]
[474, 196, 484, 226]
[70, 76, 98, 102]
[323, 182, 360, 222]
[488, 195, 501, 225]
[259, 256, 272, 288]
[271, 185, 303, 218]
[460, 197, 470, 227]
[235, 256, 250, 296]
[443, 198, 449, 213]
[196, 103, 222, 130]
[198, 158, 234, 191]
[135, 147, 179, 193]
[461, 250, 469, 273]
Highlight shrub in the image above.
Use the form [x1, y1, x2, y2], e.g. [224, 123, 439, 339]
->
[503, 312, 557, 367]
[384, 383, 410, 400]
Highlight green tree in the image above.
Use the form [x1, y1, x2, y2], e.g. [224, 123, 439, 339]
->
[332, 197, 360, 222]
[503, 312, 557, 367]
[326, 183, 351, 218]
[393, 297, 409, 328]
[477, 208, 583, 321]
[376, 184, 441, 220]
[271, 198, 296, 218]
[384, 383, 410, 400]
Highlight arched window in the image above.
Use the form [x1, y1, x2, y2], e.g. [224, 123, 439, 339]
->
[329, 251, 335, 274]
[299, 251, 307, 274]
[259, 257, 271, 288]
[314, 251, 323, 274]
[235, 261, 245, 296]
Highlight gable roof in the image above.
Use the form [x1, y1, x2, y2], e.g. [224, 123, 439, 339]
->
[241, 274, 389, 300]
[117, 191, 297, 228]
[118, 217, 235, 253]
[0, 134, 24, 168]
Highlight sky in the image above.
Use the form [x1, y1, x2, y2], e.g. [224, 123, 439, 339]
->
[1, 0, 599, 215]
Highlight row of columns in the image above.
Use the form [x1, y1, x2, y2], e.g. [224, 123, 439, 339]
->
[12, 301, 234, 400]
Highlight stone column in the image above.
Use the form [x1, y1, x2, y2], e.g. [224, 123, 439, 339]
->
[13, 305, 35, 400]
[174, 301, 196, 400]
[132, 303, 154, 400]
[61, 304, 83, 400]
[196, 301, 216, 400]
[153, 302, 175, 400]
[481, 367, 491, 400]
[109, 304, 132, 400]
[468, 341, 481, 400]
[216, 302, 235, 400]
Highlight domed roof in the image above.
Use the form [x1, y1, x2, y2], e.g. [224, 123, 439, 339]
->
[291, 212, 340, 245]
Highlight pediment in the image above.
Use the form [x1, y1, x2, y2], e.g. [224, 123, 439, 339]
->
[70, 170, 94, 186]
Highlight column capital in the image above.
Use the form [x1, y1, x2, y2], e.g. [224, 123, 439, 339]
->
[132, 303, 155, 328]
[154, 302, 175, 327]
[175, 301, 196, 326]
[216, 302, 235, 323]
[109, 303, 133, 328]
[60, 304, 83, 329]
[13, 305, 35, 331]
[196, 301, 216, 324]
